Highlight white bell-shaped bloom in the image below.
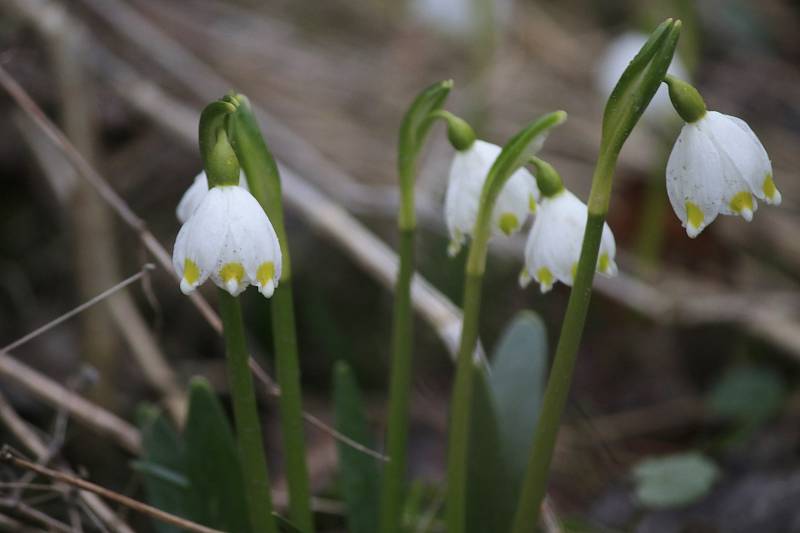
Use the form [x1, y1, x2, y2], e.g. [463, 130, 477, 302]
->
[173, 185, 282, 298]
[666, 111, 780, 238]
[444, 140, 540, 256]
[520, 189, 617, 293]
[596, 32, 689, 124]
[176, 170, 250, 224]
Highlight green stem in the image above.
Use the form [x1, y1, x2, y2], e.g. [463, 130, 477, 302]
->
[634, 173, 668, 275]
[378, 228, 414, 533]
[445, 212, 490, 533]
[445, 271, 483, 533]
[218, 290, 278, 533]
[510, 152, 618, 533]
[270, 283, 313, 533]
[228, 95, 313, 531]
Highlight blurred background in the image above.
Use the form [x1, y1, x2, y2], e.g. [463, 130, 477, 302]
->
[1, 0, 799, 531]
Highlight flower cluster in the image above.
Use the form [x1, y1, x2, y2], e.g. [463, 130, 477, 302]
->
[172, 175, 282, 298]
[443, 135, 618, 293]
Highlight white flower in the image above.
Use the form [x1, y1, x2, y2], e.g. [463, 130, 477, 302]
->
[666, 111, 780, 238]
[172, 185, 282, 298]
[596, 32, 689, 124]
[520, 189, 617, 293]
[444, 140, 540, 256]
[176, 170, 250, 224]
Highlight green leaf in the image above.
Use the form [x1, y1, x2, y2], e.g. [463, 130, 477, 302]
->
[466, 311, 548, 533]
[633, 452, 719, 509]
[273, 513, 304, 533]
[466, 368, 507, 533]
[184, 377, 252, 533]
[601, 19, 681, 156]
[707, 365, 787, 425]
[137, 406, 189, 533]
[333, 361, 380, 533]
[489, 311, 548, 484]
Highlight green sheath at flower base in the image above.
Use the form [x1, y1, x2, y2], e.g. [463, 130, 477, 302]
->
[529, 157, 564, 198]
[510, 19, 681, 533]
[664, 75, 706, 123]
[199, 100, 240, 187]
[380, 81, 453, 533]
[445, 110, 566, 533]
[226, 94, 314, 532]
[430, 109, 476, 151]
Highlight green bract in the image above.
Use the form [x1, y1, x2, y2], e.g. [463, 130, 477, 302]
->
[396, 80, 452, 229]
[602, 19, 682, 157]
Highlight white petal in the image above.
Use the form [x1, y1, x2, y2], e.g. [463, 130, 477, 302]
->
[666, 123, 723, 237]
[183, 187, 231, 278]
[703, 111, 777, 204]
[176, 172, 209, 224]
[444, 141, 496, 244]
[521, 190, 617, 291]
[491, 166, 537, 236]
[176, 170, 250, 224]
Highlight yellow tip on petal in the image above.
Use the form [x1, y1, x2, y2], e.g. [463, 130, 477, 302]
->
[498, 213, 519, 236]
[763, 173, 781, 205]
[685, 201, 705, 238]
[528, 194, 538, 214]
[448, 240, 462, 257]
[536, 267, 554, 293]
[729, 191, 754, 221]
[184, 259, 200, 285]
[256, 262, 275, 286]
[220, 262, 245, 283]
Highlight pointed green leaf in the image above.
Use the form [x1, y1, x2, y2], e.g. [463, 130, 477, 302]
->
[137, 406, 189, 533]
[466, 368, 507, 533]
[602, 19, 681, 155]
[466, 311, 548, 533]
[184, 377, 252, 533]
[333, 361, 380, 533]
[489, 311, 548, 479]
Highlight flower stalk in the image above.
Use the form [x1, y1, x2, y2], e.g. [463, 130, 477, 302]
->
[198, 101, 277, 533]
[445, 111, 567, 533]
[226, 94, 313, 532]
[379, 80, 452, 533]
[510, 19, 681, 532]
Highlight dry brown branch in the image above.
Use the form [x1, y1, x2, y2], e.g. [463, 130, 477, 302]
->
[1, 447, 223, 533]
[0, 352, 140, 454]
[16, 111, 187, 423]
[0, 391, 136, 533]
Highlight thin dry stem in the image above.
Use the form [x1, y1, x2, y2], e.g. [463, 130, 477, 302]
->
[1, 447, 223, 533]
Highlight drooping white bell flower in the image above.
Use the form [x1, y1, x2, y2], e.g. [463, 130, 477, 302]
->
[520, 189, 617, 293]
[176, 170, 250, 224]
[173, 185, 282, 298]
[445, 139, 540, 256]
[666, 113, 780, 238]
[596, 31, 689, 125]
